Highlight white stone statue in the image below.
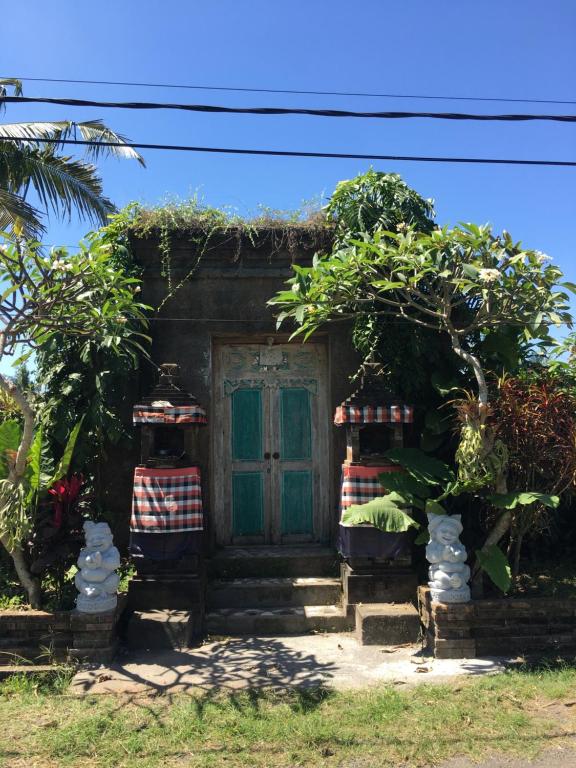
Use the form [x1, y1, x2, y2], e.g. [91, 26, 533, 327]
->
[426, 514, 471, 604]
[75, 521, 120, 613]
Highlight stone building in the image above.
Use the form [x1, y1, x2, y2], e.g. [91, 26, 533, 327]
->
[122, 225, 418, 644]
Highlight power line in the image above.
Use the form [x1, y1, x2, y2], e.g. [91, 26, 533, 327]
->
[3, 95, 576, 123]
[0, 135, 574, 167]
[9, 76, 576, 106]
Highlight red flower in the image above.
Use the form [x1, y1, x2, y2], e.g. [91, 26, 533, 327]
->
[48, 473, 83, 528]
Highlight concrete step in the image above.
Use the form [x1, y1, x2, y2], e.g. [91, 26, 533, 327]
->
[128, 573, 203, 611]
[125, 610, 200, 650]
[355, 603, 421, 646]
[207, 577, 342, 609]
[209, 546, 339, 579]
[205, 604, 353, 636]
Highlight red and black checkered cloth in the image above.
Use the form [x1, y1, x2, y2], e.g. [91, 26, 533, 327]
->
[334, 404, 413, 425]
[131, 466, 204, 533]
[133, 403, 208, 425]
[340, 464, 403, 511]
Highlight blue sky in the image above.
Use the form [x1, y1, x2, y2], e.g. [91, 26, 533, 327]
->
[2, 0, 576, 360]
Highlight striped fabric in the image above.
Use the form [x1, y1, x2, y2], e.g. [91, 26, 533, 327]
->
[334, 404, 413, 425]
[131, 466, 204, 533]
[133, 403, 208, 425]
[340, 464, 403, 510]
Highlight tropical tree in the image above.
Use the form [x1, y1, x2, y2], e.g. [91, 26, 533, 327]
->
[0, 78, 144, 238]
[0, 234, 149, 606]
[271, 220, 574, 576]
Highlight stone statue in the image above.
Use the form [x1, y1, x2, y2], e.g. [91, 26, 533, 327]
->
[75, 521, 120, 613]
[426, 514, 470, 604]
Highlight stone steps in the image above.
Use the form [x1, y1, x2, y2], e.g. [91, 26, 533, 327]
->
[209, 546, 339, 579]
[355, 603, 421, 646]
[125, 610, 198, 651]
[207, 576, 342, 609]
[205, 604, 354, 636]
[128, 573, 203, 612]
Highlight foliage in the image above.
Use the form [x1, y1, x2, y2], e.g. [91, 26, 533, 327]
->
[487, 372, 576, 577]
[341, 493, 418, 532]
[326, 170, 435, 245]
[0, 230, 149, 606]
[272, 223, 572, 360]
[127, 194, 330, 307]
[475, 545, 512, 593]
[35, 213, 147, 503]
[0, 78, 144, 238]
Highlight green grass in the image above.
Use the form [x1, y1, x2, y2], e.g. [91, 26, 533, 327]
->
[1, 665, 575, 767]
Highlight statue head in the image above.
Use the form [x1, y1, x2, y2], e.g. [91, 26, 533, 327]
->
[427, 514, 463, 546]
[83, 521, 113, 551]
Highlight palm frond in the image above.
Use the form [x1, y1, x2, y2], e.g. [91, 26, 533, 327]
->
[0, 143, 115, 225]
[0, 120, 144, 166]
[0, 187, 44, 238]
[0, 121, 73, 142]
[0, 79, 23, 97]
[75, 120, 145, 165]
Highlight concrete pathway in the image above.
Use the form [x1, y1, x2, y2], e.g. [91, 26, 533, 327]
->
[70, 633, 510, 694]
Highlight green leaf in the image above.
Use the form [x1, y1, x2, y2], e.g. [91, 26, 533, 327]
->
[488, 491, 560, 510]
[476, 545, 512, 593]
[0, 420, 22, 479]
[50, 417, 84, 483]
[425, 499, 447, 516]
[341, 493, 418, 533]
[25, 426, 54, 502]
[385, 447, 455, 485]
[414, 528, 430, 545]
[378, 471, 432, 504]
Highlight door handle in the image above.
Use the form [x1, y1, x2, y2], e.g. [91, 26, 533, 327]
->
[272, 452, 280, 459]
[264, 452, 271, 460]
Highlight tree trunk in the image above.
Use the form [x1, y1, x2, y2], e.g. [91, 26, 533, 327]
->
[1, 535, 41, 608]
[0, 366, 39, 606]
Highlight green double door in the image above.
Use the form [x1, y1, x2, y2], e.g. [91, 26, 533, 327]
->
[213, 343, 329, 545]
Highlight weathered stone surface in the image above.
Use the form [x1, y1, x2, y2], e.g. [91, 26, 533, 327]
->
[342, 563, 417, 605]
[355, 603, 420, 645]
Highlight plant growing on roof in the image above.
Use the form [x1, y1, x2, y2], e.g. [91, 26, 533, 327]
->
[0, 233, 149, 606]
[271, 216, 573, 589]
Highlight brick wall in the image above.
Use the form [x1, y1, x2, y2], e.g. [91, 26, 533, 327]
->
[0, 599, 125, 665]
[418, 586, 576, 659]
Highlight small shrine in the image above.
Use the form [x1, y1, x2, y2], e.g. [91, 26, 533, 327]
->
[334, 358, 418, 606]
[335, 358, 414, 559]
[128, 363, 207, 640]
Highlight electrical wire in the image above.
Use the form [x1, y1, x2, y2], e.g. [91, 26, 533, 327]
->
[3, 95, 576, 122]
[9, 76, 576, 106]
[0, 136, 574, 167]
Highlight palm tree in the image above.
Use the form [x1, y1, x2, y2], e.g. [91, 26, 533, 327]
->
[0, 78, 144, 237]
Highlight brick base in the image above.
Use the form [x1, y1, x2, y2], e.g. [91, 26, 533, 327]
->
[418, 586, 576, 659]
[0, 597, 125, 665]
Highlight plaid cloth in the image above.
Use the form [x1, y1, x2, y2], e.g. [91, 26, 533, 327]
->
[340, 464, 403, 511]
[131, 466, 204, 533]
[334, 404, 413, 425]
[133, 403, 208, 425]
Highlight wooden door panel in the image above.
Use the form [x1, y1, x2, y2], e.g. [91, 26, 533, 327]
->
[232, 472, 264, 536]
[231, 388, 263, 461]
[281, 470, 313, 535]
[279, 388, 312, 460]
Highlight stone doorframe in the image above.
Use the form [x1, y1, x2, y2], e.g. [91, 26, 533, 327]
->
[210, 334, 332, 547]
